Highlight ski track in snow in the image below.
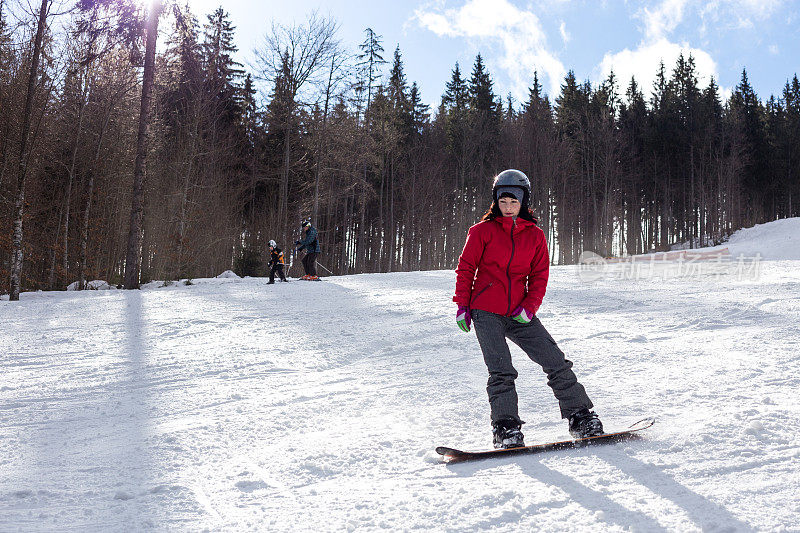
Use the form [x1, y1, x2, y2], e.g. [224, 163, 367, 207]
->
[2, 261, 800, 531]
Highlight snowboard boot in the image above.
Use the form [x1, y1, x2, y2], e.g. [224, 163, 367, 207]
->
[568, 408, 604, 438]
[492, 418, 525, 449]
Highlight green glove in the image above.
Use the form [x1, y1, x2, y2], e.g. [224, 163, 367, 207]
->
[511, 305, 533, 324]
[457, 306, 472, 332]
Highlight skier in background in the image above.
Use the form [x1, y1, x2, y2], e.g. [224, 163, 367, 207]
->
[267, 240, 288, 284]
[453, 169, 604, 449]
[295, 219, 321, 280]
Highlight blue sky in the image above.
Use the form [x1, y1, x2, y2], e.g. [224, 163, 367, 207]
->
[187, 0, 799, 108]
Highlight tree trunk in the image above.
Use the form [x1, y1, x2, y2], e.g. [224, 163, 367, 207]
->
[80, 105, 113, 289]
[79, 122, 106, 288]
[124, 0, 160, 289]
[313, 55, 335, 221]
[9, 0, 48, 301]
[280, 107, 291, 240]
[63, 74, 89, 284]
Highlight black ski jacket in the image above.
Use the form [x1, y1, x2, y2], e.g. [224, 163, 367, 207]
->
[269, 248, 285, 267]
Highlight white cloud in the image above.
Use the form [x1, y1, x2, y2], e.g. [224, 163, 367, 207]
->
[414, 0, 566, 99]
[637, 0, 689, 41]
[595, 38, 722, 96]
[699, 0, 785, 32]
[769, 44, 779, 55]
[596, 0, 745, 101]
[734, 0, 783, 18]
[414, 12, 457, 37]
[559, 21, 570, 44]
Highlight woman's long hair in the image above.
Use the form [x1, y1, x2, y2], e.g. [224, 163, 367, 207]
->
[481, 198, 538, 224]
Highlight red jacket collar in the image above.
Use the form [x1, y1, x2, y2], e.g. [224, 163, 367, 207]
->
[494, 216, 535, 231]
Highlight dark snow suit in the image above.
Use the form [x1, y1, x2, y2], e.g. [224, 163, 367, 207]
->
[296, 226, 321, 276]
[268, 247, 287, 283]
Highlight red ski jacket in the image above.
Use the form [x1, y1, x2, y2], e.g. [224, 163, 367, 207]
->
[453, 216, 550, 316]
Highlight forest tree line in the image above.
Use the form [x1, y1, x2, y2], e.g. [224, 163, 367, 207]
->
[1, 1, 799, 297]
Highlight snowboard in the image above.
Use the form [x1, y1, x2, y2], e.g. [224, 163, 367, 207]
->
[436, 417, 655, 462]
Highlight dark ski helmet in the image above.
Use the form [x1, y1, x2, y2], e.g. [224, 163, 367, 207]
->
[301, 218, 312, 228]
[492, 169, 531, 207]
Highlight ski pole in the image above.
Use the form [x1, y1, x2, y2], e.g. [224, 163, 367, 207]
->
[289, 248, 296, 277]
[315, 261, 333, 275]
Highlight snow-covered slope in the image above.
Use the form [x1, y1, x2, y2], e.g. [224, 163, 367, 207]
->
[724, 217, 800, 260]
[615, 217, 800, 262]
[670, 217, 800, 260]
[2, 224, 800, 531]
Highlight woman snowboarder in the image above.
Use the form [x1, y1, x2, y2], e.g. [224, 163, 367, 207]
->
[453, 169, 603, 449]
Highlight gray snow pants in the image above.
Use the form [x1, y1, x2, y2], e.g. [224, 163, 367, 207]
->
[472, 309, 593, 422]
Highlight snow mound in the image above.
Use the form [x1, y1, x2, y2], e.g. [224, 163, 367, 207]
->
[632, 217, 800, 262]
[215, 270, 241, 279]
[66, 280, 113, 291]
[724, 217, 800, 260]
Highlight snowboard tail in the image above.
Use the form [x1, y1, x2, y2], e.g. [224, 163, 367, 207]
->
[436, 417, 655, 462]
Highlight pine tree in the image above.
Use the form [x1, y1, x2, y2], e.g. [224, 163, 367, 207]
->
[466, 54, 501, 176]
[765, 94, 785, 214]
[442, 62, 468, 112]
[668, 53, 703, 245]
[241, 73, 258, 141]
[729, 69, 769, 218]
[700, 77, 723, 123]
[356, 28, 386, 121]
[387, 46, 407, 106]
[671, 54, 700, 130]
[387, 45, 411, 141]
[647, 59, 682, 248]
[619, 76, 648, 254]
[202, 7, 244, 117]
[164, 3, 202, 129]
[606, 69, 621, 112]
[408, 82, 429, 136]
[783, 75, 800, 215]
[525, 71, 543, 110]
[555, 70, 583, 138]
[440, 61, 470, 174]
[468, 53, 497, 113]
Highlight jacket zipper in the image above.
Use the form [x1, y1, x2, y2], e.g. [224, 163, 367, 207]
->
[470, 282, 493, 305]
[506, 218, 516, 315]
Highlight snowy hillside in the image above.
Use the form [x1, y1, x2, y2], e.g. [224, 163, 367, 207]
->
[723, 217, 800, 260]
[2, 221, 800, 531]
[617, 217, 800, 261]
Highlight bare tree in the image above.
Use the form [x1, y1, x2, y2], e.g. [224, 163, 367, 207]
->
[254, 11, 338, 240]
[312, 48, 348, 221]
